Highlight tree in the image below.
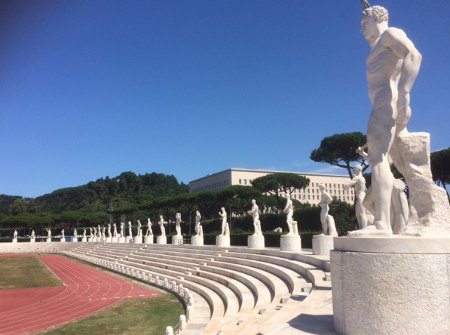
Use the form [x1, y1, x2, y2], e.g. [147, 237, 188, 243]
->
[251, 173, 310, 206]
[431, 147, 450, 196]
[310, 132, 368, 178]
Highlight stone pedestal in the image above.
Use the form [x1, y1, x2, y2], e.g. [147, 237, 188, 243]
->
[60, 237, 65, 243]
[280, 234, 301, 252]
[105, 237, 112, 243]
[46, 238, 52, 243]
[144, 236, 153, 244]
[72, 237, 78, 242]
[248, 235, 265, 249]
[157, 236, 167, 245]
[134, 236, 142, 244]
[312, 234, 334, 255]
[81, 237, 87, 242]
[88, 237, 93, 242]
[171, 235, 183, 245]
[216, 235, 230, 247]
[12, 238, 17, 243]
[331, 236, 450, 335]
[118, 237, 126, 243]
[125, 236, 132, 243]
[191, 235, 204, 246]
[30, 238, 35, 243]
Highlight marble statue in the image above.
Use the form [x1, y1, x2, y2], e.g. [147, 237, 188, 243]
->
[73, 228, 78, 239]
[319, 184, 338, 236]
[93, 227, 97, 238]
[194, 211, 203, 236]
[283, 195, 299, 235]
[89, 227, 93, 238]
[137, 220, 142, 237]
[61, 229, 65, 238]
[344, 165, 368, 229]
[146, 218, 153, 236]
[128, 221, 132, 237]
[13, 230, 18, 238]
[31, 230, 35, 239]
[113, 223, 117, 237]
[107, 224, 112, 238]
[120, 222, 124, 237]
[46, 228, 52, 238]
[248, 199, 263, 236]
[350, 2, 450, 236]
[101, 226, 106, 239]
[219, 207, 229, 236]
[159, 215, 167, 237]
[83, 228, 86, 238]
[97, 225, 102, 239]
[175, 213, 182, 236]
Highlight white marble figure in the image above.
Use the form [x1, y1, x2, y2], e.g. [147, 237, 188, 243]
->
[283, 195, 299, 235]
[113, 223, 117, 237]
[73, 228, 78, 239]
[97, 225, 102, 239]
[61, 229, 65, 238]
[83, 228, 86, 238]
[344, 165, 368, 229]
[175, 213, 182, 236]
[137, 220, 142, 237]
[128, 221, 132, 238]
[101, 226, 106, 239]
[194, 211, 203, 236]
[31, 230, 35, 239]
[107, 224, 112, 238]
[146, 218, 153, 236]
[248, 199, 263, 236]
[93, 227, 97, 238]
[219, 207, 229, 236]
[13, 230, 18, 238]
[159, 215, 167, 237]
[46, 228, 52, 238]
[319, 184, 338, 236]
[120, 222, 124, 237]
[89, 227, 93, 238]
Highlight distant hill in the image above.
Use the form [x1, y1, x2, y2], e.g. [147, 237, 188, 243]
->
[1, 171, 188, 215]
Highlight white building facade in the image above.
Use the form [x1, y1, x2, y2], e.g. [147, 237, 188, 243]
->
[189, 168, 355, 205]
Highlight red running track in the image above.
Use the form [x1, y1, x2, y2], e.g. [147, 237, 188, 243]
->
[0, 254, 162, 334]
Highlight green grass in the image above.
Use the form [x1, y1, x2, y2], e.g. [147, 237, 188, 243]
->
[0, 257, 62, 289]
[42, 293, 184, 335]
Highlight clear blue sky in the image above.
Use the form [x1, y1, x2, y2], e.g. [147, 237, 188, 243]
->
[1, 1, 449, 198]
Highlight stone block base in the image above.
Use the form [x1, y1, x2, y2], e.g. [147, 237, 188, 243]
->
[105, 237, 112, 243]
[331, 236, 450, 335]
[280, 235, 301, 252]
[30, 238, 35, 243]
[60, 238, 65, 243]
[46, 238, 52, 243]
[172, 235, 183, 245]
[312, 234, 334, 255]
[72, 237, 78, 242]
[248, 235, 265, 249]
[216, 235, 230, 247]
[12, 238, 17, 243]
[134, 236, 142, 244]
[157, 236, 167, 245]
[118, 237, 126, 243]
[144, 236, 154, 244]
[81, 237, 87, 242]
[191, 235, 204, 246]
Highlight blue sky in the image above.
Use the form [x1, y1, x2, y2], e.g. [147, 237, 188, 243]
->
[1, 0, 449, 198]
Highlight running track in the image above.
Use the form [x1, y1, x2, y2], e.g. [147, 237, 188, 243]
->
[0, 254, 161, 334]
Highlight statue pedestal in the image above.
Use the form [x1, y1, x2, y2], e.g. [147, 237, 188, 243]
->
[134, 236, 142, 244]
[118, 237, 126, 243]
[144, 236, 153, 244]
[157, 236, 167, 245]
[332, 236, 450, 335]
[216, 235, 230, 247]
[280, 235, 301, 252]
[12, 238, 17, 243]
[105, 237, 112, 243]
[191, 235, 204, 246]
[312, 234, 334, 255]
[171, 235, 183, 245]
[248, 235, 265, 249]
[81, 237, 87, 242]
[60, 238, 65, 243]
[125, 236, 132, 243]
[46, 238, 52, 243]
[30, 238, 35, 243]
[88, 237, 93, 242]
[111, 236, 118, 243]
[72, 237, 78, 242]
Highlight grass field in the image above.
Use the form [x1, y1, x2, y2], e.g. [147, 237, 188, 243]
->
[0, 257, 62, 289]
[41, 293, 184, 335]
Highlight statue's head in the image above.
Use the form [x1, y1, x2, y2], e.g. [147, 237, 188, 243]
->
[318, 183, 325, 191]
[362, 5, 389, 23]
[354, 165, 363, 174]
